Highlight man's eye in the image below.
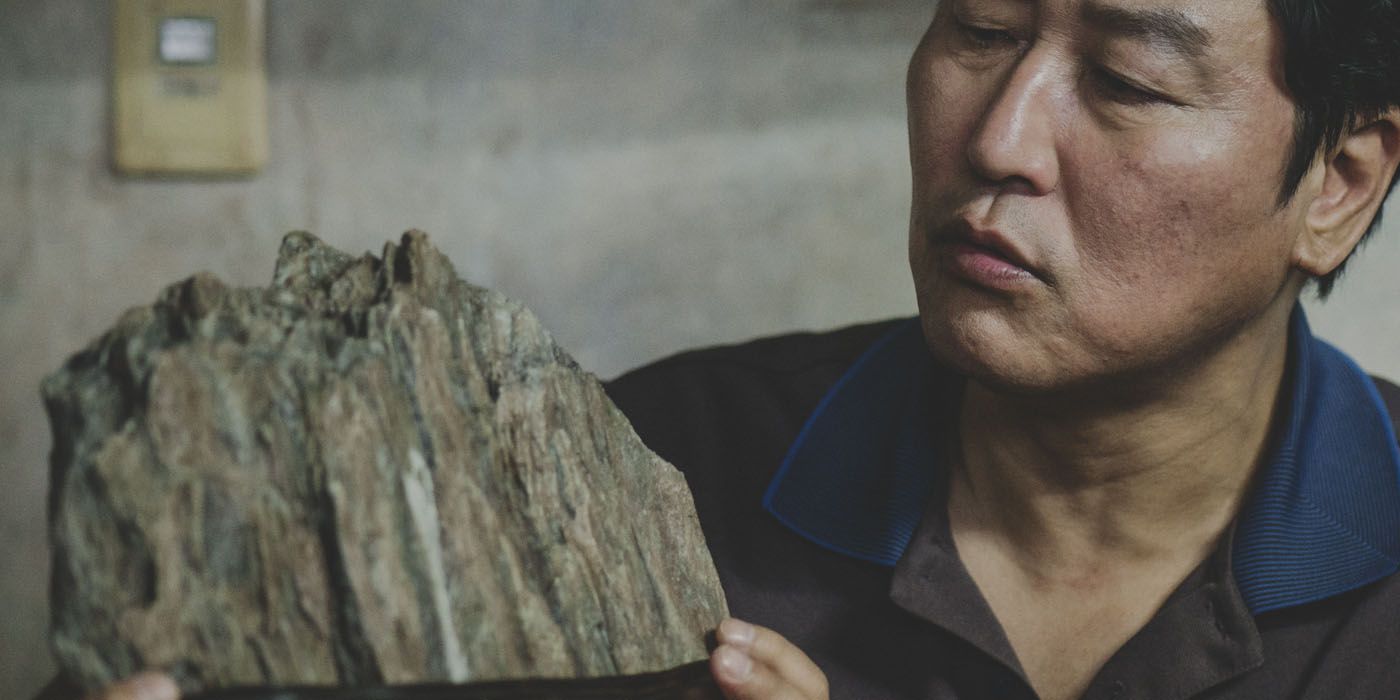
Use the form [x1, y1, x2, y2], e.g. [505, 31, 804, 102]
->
[956, 21, 1018, 50]
[1090, 67, 1170, 106]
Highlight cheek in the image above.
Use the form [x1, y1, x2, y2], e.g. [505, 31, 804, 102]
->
[908, 57, 993, 217]
[1060, 127, 1295, 350]
[1070, 130, 1288, 294]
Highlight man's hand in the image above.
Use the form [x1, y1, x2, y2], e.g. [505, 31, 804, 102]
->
[710, 618, 829, 700]
[80, 672, 179, 700]
[61, 624, 822, 700]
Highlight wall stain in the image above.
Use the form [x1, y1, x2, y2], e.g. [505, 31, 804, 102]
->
[1, 149, 36, 299]
[292, 88, 323, 232]
[303, 23, 330, 71]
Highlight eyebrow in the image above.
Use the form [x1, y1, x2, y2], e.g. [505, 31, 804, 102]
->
[1080, 1, 1214, 59]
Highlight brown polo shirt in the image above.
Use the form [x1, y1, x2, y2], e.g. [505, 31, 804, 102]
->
[604, 308, 1400, 699]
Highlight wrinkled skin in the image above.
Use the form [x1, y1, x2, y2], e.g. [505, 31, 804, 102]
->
[908, 0, 1310, 396]
[906, 2, 1399, 699]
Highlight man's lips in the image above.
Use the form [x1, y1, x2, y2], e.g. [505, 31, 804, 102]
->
[932, 220, 1050, 288]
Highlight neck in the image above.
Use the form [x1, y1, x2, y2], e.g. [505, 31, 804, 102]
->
[949, 305, 1295, 577]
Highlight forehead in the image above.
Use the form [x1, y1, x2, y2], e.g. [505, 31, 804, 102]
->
[977, 0, 1276, 48]
[1077, 0, 1269, 37]
[1047, 0, 1276, 45]
[975, 0, 1284, 89]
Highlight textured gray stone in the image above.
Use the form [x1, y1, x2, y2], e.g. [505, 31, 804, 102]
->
[43, 231, 728, 694]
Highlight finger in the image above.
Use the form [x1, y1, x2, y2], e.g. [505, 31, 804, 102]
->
[84, 672, 179, 700]
[712, 644, 809, 700]
[717, 619, 828, 699]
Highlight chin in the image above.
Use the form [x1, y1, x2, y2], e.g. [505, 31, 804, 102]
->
[916, 299, 1089, 397]
[921, 315, 1038, 394]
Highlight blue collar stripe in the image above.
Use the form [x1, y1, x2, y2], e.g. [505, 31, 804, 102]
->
[762, 319, 935, 566]
[766, 309, 1400, 614]
[1232, 312, 1400, 613]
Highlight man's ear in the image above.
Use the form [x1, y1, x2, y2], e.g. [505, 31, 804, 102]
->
[1295, 110, 1400, 277]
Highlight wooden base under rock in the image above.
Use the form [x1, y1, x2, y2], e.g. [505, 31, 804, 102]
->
[189, 660, 723, 700]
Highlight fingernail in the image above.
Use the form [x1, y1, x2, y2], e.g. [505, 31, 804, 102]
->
[126, 672, 179, 700]
[715, 645, 753, 681]
[720, 618, 756, 647]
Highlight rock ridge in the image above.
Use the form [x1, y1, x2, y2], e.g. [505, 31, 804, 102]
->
[44, 231, 727, 693]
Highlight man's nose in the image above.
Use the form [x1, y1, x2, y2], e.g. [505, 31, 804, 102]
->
[966, 49, 1061, 195]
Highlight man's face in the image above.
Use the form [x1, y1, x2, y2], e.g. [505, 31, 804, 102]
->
[908, 0, 1309, 392]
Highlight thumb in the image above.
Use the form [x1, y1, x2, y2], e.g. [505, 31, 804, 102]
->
[86, 672, 179, 700]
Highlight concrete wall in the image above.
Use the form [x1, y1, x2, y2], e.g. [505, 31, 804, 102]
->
[0, 2, 929, 696]
[2, 1, 1397, 698]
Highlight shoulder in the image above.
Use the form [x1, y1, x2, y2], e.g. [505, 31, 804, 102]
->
[604, 317, 911, 426]
[603, 317, 912, 484]
[608, 317, 911, 390]
[1372, 375, 1400, 439]
[1257, 561, 1400, 697]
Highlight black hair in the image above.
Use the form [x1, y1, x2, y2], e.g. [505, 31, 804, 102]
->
[1269, 0, 1400, 297]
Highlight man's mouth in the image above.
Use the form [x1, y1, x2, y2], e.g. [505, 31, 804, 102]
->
[933, 220, 1049, 289]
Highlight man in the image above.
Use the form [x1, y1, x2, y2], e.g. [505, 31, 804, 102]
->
[90, 0, 1400, 698]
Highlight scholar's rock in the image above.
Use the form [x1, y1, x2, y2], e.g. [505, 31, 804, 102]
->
[43, 231, 728, 693]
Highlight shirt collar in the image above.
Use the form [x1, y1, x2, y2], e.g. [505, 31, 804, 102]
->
[763, 308, 1400, 614]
